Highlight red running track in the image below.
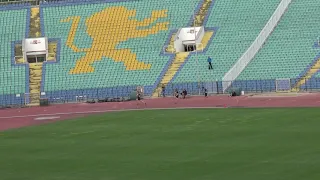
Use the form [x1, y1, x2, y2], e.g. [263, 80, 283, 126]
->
[0, 93, 319, 131]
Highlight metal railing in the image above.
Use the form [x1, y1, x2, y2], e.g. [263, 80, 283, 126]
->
[2, 77, 320, 107]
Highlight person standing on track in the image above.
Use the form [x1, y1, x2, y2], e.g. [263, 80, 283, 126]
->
[204, 88, 208, 98]
[161, 84, 165, 97]
[174, 89, 179, 104]
[182, 89, 187, 99]
[136, 90, 146, 108]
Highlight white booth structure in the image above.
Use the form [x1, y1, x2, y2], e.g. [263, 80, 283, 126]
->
[174, 26, 205, 52]
[22, 37, 48, 63]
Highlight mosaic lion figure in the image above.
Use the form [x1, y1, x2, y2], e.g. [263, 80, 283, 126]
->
[62, 6, 169, 74]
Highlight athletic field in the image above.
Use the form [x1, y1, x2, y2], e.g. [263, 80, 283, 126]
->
[1, 108, 320, 180]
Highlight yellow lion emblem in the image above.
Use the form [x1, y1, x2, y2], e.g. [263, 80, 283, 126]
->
[61, 6, 169, 74]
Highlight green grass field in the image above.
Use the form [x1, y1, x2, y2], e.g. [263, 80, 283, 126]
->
[1, 108, 320, 180]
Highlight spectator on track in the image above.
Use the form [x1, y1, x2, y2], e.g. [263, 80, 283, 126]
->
[136, 90, 146, 107]
[230, 91, 236, 97]
[174, 89, 179, 104]
[204, 88, 208, 98]
[161, 84, 165, 97]
[182, 89, 187, 99]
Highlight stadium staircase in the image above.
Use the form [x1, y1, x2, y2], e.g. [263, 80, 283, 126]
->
[152, 0, 214, 97]
[152, 52, 189, 97]
[24, 7, 57, 106]
[17, 6, 56, 106]
[28, 63, 42, 105]
[29, 7, 40, 37]
[292, 60, 320, 92]
[26, 7, 42, 106]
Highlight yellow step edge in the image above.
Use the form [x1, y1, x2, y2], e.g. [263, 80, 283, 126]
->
[292, 58, 320, 91]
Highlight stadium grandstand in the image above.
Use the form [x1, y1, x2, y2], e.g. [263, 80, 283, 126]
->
[1, 0, 320, 106]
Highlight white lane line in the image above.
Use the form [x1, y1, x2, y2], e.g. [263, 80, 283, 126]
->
[0, 106, 224, 120]
[34, 116, 61, 121]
